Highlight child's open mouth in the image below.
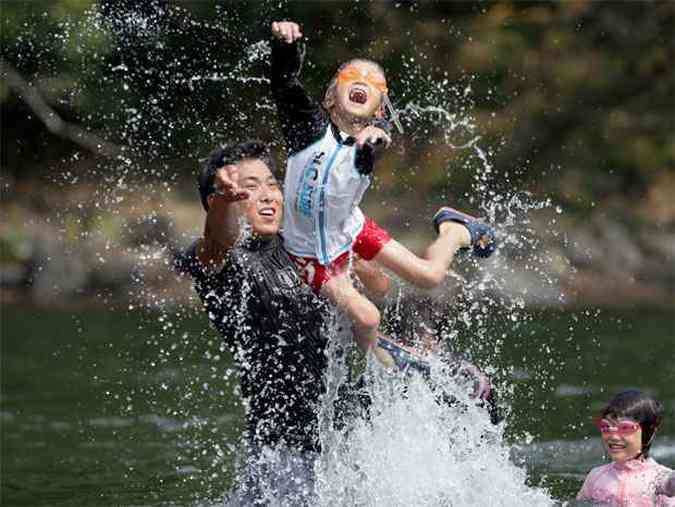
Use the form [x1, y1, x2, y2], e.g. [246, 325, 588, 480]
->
[349, 87, 368, 105]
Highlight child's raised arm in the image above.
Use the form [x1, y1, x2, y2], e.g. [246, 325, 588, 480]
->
[270, 21, 325, 154]
[271, 21, 302, 44]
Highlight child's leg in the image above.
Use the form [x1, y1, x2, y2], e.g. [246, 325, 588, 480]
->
[288, 251, 384, 352]
[353, 257, 391, 301]
[320, 271, 395, 368]
[321, 270, 380, 351]
[373, 221, 470, 289]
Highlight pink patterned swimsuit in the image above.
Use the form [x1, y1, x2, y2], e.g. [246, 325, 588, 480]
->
[577, 457, 675, 506]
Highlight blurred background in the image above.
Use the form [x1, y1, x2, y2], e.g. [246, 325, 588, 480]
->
[1, 1, 673, 505]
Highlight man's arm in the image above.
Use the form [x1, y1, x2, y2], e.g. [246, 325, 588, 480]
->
[270, 21, 325, 154]
[196, 165, 249, 269]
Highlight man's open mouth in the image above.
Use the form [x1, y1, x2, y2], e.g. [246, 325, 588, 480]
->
[349, 87, 368, 104]
[259, 207, 276, 217]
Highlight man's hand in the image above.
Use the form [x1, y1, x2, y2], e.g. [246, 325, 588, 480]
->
[355, 126, 391, 149]
[199, 165, 246, 265]
[271, 21, 302, 44]
[213, 165, 249, 203]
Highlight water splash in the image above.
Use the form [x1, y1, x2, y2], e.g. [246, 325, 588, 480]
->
[316, 366, 553, 506]
[400, 102, 480, 149]
[301, 52, 562, 505]
[4, 3, 570, 504]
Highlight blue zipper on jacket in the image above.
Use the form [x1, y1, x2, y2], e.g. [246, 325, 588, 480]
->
[317, 144, 344, 265]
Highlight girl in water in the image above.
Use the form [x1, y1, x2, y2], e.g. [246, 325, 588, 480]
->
[577, 390, 675, 506]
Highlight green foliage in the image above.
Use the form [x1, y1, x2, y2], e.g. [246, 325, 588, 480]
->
[1, 1, 673, 217]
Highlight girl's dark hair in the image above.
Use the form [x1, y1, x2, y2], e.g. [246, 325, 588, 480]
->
[601, 390, 664, 457]
[198, 140, 277, 211]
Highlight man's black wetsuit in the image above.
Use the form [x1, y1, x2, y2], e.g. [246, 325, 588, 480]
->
[175, 234, 328, 452]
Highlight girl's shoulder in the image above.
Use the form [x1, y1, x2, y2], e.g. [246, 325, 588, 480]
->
[645, 459, 675, 489]
[577, 463, 616, 501]
[586, 462, 614, 478]
[646, 459, 675, 506]
[644, 458, 673, 475]
[579, 463, 614, 490]
[648, 458, 673, 469]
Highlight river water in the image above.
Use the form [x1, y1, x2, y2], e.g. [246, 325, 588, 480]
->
[2, 304, 673, 506]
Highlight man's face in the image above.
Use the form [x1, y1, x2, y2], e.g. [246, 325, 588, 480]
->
[333, 60, 387, 120]
[236, 158, 283, 237]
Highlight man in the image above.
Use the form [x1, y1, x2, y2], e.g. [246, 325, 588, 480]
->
[175, 140, 497, 502]
[174, 140, 330, 503]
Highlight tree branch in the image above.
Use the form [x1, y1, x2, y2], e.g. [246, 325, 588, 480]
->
[1, 59, 125, 159]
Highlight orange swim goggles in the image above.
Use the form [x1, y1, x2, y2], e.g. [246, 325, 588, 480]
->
[336, 66, 388, 94]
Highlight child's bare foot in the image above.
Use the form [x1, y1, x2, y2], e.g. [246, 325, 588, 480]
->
[438, 221, 471, 248]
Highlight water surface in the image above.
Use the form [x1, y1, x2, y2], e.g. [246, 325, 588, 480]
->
[2, 305, 673, 505]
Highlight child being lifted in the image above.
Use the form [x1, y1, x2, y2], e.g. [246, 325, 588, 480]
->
[270, 21, 496, 369]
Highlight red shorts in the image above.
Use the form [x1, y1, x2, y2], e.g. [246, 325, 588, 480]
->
[289, 218, 391, 292]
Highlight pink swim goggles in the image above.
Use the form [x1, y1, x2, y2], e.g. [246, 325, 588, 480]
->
[593, 417, 641, 435]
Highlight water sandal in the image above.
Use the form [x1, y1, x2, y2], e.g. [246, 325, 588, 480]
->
[377, 337, 430, 375]
[432, 207, 496, 258]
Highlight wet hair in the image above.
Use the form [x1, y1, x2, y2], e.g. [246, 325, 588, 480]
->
[198, 140, 276, 211]
[601, 390, 664, 457]
[323, 58, 387, 111]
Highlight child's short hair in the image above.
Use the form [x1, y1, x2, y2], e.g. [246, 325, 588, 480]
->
[323, 58, 387, 111]
[601, 390, 664, 457]
[198, 140, 277, 211]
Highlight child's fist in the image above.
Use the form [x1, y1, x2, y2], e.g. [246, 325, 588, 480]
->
[271, 21, 302, 44]
[355, 126, 391, 149]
